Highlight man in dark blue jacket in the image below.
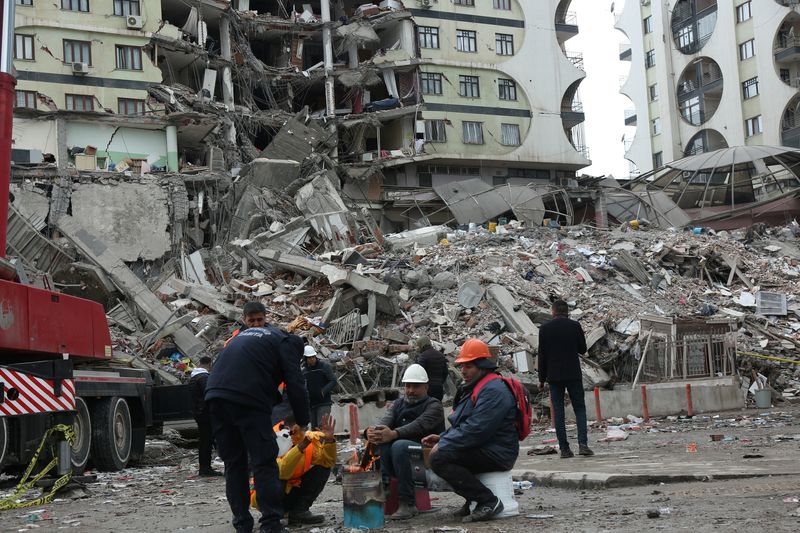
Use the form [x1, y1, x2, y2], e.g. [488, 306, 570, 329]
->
[302, 345, 337, 428]
[206, 326, 310, 533]
[422, 339, 518, 523]
[538, 299, 594, 459]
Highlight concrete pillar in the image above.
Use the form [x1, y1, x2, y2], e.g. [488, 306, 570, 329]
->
[56, 117, 68, 170]
[236, 0, 249, 11]
[595, 192, 608, 229]
[400, 20, 415, 58]
[219, 17, 237, 143]
[166, 125, 179, 172]
[321, 0, 335, 116]
[348, 43, 358, 69]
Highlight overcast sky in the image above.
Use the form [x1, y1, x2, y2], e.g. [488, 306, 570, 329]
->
[571, 0, 630, 178]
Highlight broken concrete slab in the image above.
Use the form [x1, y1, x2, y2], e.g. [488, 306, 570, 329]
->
[485, 284, 539, 349]
[386, 226, 448, 249]
[246, 158, 301, 190]
[168, 279, 241, 320]
[295, 172, 359, 250]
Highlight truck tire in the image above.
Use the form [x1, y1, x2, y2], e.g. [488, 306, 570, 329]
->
[90, 397, 132, 471]
[0, 417, 8, 467]
[70, 397, 91, 473]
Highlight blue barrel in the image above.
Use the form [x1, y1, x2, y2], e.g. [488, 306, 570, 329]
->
[342, 470, 385, 529]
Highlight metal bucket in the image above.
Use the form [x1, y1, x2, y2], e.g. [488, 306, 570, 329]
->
[342, 470, 385, 529]
[754, 389, 771, 409]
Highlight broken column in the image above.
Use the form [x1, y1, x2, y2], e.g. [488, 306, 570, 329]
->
[166, 125, 178, 172]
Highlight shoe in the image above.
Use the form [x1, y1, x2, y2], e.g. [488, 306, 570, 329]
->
[578, 445, 595, 456]
[391, 501, 419, 520]
[453, 501, 472, 518]
[560, 448, 575, 459]
[199, 468, 223, 477]
[287, 510, 325, 525]
[463, 497, 504, 523]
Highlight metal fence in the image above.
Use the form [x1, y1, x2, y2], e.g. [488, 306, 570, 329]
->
[633, 333, 737, 385]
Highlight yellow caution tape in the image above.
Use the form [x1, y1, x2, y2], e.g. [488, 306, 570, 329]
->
[0, 424, 75, 511]
[737, 351, 800, 366]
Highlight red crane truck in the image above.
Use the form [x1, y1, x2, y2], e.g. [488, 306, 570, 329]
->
[0, 0, 192, 477]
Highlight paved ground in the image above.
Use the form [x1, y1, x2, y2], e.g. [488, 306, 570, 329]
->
[2, 405, 800, 532]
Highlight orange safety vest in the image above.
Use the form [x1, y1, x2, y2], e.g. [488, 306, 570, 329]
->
[223, 329, 241, 347]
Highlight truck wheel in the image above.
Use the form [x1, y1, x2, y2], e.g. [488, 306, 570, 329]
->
[0, 417, 8, 467]
[70, 397, 91, 473]
[90, 397, 132, 471]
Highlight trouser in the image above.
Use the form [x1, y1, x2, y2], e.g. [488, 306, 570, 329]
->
[282, 465, 331, 515]
[310, 404, 331, 429]
[194, 413, 213, 470]
[430, 448, 506, 505]
[549, 379, 588, 450]
[209, 399, 282, 532]
[379, 439, 418, 503]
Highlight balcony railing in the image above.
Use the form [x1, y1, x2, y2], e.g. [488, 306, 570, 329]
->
[566, 52, 584, 70]
[677, 70, 723, 98]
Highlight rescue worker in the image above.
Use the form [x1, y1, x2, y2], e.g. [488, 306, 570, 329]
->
[302, 345, 337, 428]
[206, 325, 310, 533]
[415, 336, 448, 400]
[366, 364, 444, 520]
[224, 301, 268, 347]
[421, 339, 518, 523]
[188, 356, 221, 477]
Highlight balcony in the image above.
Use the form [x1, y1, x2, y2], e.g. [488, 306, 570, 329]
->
[624, 109, 637, 126]
[671, 1, 718, 55]
[619, 46, 632, 61]
[566, 52, 584, 70]
[775, 36, 800, 63]
[556, 11, 579, 43]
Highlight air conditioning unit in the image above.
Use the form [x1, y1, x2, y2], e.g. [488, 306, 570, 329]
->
[419, 0, 432, 8]
[72, 62, 89, 74]
[641, 0, 651, 5]
[126, 15, 143, 29]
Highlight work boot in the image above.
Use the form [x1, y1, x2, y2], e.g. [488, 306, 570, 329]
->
[560, 447, 575, 459]
[287, 510, 325, 525]
[463, 497, 504, 523]
[391, 501, 419, 520]
[578, 445, 595, 456]
[453, 501, 472, 518]
[199, 468, 223, 477]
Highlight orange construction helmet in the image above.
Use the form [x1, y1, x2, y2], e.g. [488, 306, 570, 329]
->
[455, 338, 492, 364]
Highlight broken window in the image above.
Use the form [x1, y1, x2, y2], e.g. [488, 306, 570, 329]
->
[500, 123, 521, 146]
[118, 98, 145, 116]
[425, 120, 447, 143]
[462, 121, 484, 144]
[61, 0, 88, 11]
[417, 26, 439, 49]
[496, 33, 514, 56]
[15, 90, 36, 109]
[456, 29, 477, 52]
[498, 78, 517, 100]
[113, 0, 140, 16]
[494, 0, 511, 8]
[14, 34, 34, 60]
[459, 75, 479, 98]
[63, 39, 91, 65]
[65, 93, 94, 111]
[420, 72, 443, 95]
[116, 45, 142, 70]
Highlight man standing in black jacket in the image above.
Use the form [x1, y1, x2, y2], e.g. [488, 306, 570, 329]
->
[302, 345, 337, 428]
[206, 327, 310, 533]
[189, 356, 221, 477]
[538, 300, 594, 459]
[415, 337, 448, 400]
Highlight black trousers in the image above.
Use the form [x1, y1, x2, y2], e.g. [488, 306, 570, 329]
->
[430, 448, 505, 505]
[282, 466, 331, 515]
[194, 413, 213, 470]
[209, 399, 282, 531]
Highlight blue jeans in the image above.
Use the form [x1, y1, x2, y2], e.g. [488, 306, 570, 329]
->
[549, 379, 588, 450]
[380, 439, 418, 503]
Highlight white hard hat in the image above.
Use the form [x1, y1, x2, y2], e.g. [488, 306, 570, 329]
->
[303, 346, 318, 358]
[401, 364, 429, 384]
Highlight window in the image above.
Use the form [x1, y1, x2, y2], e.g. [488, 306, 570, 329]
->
[462, 121, 484, 144]
[649, 84, 659, 102]
[651, 117, 662, 135]
[420, 72, 443, 95]
[65, 94, 94, 111]
[676, 25, 694, 50]
[454, 0, 474, 4]
[509, 168, 550, 180]
[643, 16, 653, 34]
[118, 98, 145, 115]
[15, 90, 36, 109]
[739, 39, 755, 60]
[498, 78, 517, 100]
[425, 120, 447, 143]
[781, 68, 791, 83]
[493, 0, 511, 9]
[496, 33, 514, 56]
[459, 75, 480, 98]
[652, 152, 663, 169]
[745, 115, 762, 137]
[418, 170, 432, 188]
[14, 34, 34, 60]
[736, 2, 751, 23]
[645, 49, 655, 68]
[61, 0, 88, 11]
[500, 124, 521, 146]
[116, 45, 142, 70]
[63, 39, 91, 65]
[16, 0, 33, 5]
[742, 77, 759, 99]
[417, 26, 439, 49]
[456, 29, 477, 52]
[113, 0, 139, 16]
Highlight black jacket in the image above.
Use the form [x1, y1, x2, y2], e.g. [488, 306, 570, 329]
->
[538, 315, 587, 383]
[205, 326, 311, 426]
[378, 396, 445, 442]
[188, 369, 209, 417]
[302, 359, 337, 407]
[417, 347, 448, 393]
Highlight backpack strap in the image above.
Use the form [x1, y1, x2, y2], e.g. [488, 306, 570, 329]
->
[470, 373, 501, 404]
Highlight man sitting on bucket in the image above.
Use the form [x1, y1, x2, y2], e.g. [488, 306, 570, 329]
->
[365, 363, 445, 520]
[422, 339, 519, 523]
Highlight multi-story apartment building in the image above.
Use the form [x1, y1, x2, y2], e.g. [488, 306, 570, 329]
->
[617, 0, 800, 175]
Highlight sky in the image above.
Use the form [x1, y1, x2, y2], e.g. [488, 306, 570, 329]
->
[571, 0, 630, 178]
